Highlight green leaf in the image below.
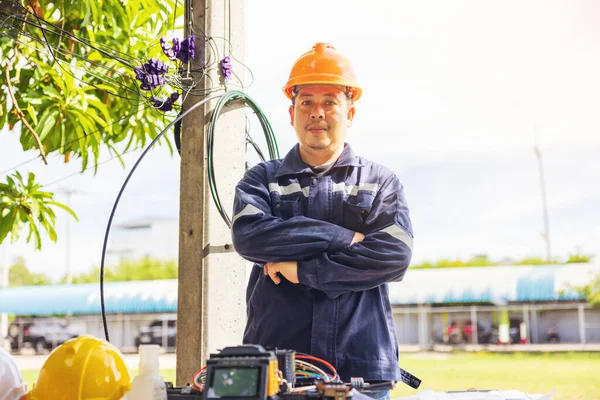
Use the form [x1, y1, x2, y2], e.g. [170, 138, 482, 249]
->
[25, 214, 43, 250]
[106, 142, 126, 168]
[34, 107, 59, 141]
[53, 73, 67, 95]
[60, 118, 66, 150]
[27, 172, 35, 188]
[42, 86, 61, 99]
[47, 201, 79, 221]
[40, 217, 58, 242]
[30, 198, 41, 219]
[44, 206, 56, 225]
[26, 103, 39, 125]
[6, 175, 16, 187]
[0, 210, 15, 243]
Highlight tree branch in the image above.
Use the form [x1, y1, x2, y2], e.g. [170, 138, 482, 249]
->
[5, 44, 48, 165]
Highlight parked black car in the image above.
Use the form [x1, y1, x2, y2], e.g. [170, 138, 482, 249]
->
[8, 319, 81, 354]
[134, 319, 177, 348]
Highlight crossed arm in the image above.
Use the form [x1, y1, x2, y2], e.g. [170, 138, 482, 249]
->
[262, 231, 365, 285]
[231, 164, 413, 298]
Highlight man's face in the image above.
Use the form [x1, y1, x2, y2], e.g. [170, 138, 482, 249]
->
[289, 85, 355, 157]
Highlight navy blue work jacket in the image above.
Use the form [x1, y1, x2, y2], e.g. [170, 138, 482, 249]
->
[231, 143, 413, 382]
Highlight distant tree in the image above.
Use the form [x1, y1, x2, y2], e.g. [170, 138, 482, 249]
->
[412, 254, 594, 269]
[67, 257, 177, 283]
[411, 255, 497, 269]
[411, 260, 434, 269]
[566, 275, 600, 307]
[515, 257, 556, 265]
[566, 252, 594, 264]
[8, 256, 52, 287]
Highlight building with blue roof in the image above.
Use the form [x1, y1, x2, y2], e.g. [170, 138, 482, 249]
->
[1, 263, 599, 352]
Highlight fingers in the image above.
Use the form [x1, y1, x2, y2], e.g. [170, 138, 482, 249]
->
[264, 262, 281, 285]
[351, 231, 365, 245]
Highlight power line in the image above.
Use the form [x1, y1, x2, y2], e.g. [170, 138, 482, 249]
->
[42, 147, 141, 188]
[0, 106, 154, 179]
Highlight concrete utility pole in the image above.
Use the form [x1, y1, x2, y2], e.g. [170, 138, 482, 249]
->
[534, 146, 552, 263]
[177, 0, 246, 385]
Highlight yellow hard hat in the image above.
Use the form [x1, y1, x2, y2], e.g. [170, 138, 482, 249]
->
[25, 335, 131, 400]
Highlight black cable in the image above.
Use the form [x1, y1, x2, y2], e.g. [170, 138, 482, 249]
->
[42, 147, 138, 188]
[246, 135, 266, 162]
[2, 17, 140, 100]
[174, 115, 182, 156]
[99, 94, 221, 342]
[5, 1, 138, 69]
[2, 7, 228, 102]
[0, 105, 155, 179]
[23, 0, 134, 100]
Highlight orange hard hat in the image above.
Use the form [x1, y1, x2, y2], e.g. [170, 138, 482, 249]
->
[283, 42, 362, 102]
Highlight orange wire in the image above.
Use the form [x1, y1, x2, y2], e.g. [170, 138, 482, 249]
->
[191, 366, 207, 391]
[193, 366, 207, 376]
[296, 355, 338, 379]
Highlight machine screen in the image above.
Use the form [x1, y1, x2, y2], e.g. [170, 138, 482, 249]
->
[208, 367, 260, 397]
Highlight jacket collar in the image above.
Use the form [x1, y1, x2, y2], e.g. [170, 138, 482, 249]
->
[275, 143, 363, 178]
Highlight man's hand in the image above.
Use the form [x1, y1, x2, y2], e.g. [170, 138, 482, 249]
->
[263, 232, 364, 285]
[351, 232, 365, 246]
[264, 261, 299, 285]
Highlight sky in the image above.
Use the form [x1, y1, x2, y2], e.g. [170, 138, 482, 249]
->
[1, 0, 599, 280]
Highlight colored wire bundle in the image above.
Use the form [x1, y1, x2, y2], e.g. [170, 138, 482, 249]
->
[296, 354, 340, 382]
[191, 366, 207, 392]
[295, 360, 332, 383]
[294, 355, 341, 392]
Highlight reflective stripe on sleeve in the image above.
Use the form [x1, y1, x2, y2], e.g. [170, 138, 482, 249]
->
[232, 204, 264, 225]
[380, 224, 413, 250]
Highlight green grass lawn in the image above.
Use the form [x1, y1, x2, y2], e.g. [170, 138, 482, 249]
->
[20, 352, 600, 400]
[391, 352, 600, 400]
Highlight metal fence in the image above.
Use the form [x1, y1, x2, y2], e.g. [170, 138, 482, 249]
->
[393, 302, 600, 348]
[6, 302, 600, 354]
[6, 313, 177, 354]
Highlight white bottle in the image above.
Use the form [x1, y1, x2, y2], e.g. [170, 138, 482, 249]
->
[124, 344, 167, 400]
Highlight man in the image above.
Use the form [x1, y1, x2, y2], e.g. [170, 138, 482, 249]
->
[231, 43, 413, 398]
